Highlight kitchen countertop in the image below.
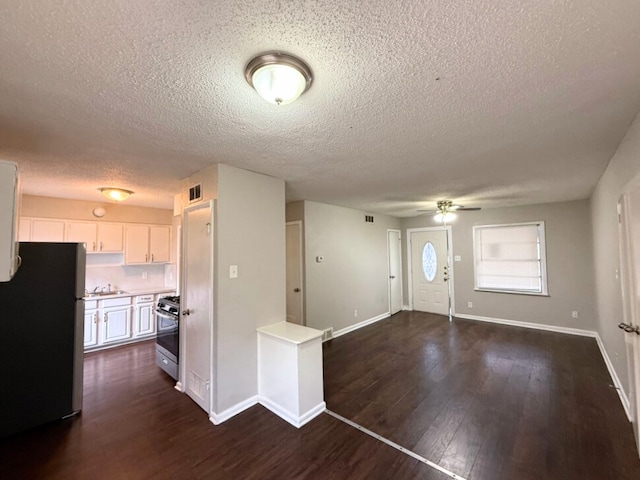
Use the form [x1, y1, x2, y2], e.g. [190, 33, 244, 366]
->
[83, 287, 175, 300]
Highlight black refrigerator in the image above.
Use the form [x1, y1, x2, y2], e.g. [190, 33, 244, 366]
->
[0, 242, 86, 439]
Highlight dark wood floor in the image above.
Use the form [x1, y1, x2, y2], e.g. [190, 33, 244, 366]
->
[323, 311, 640, 480]
[0, 339, 449, 480]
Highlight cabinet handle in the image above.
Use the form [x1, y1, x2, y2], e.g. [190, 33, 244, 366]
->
[104, 313, 108, 322]
[94, 313, 98, 324]
[100, 241, 103, 251]
[145, 254, 148, 262]
[151, 253, 154, 262]
[92, 242, 96, 251]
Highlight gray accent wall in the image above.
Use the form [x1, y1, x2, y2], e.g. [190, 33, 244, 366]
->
[401, 200, 597, 330]
[591, 110, 640, 394]
[302, 201, 401, 333]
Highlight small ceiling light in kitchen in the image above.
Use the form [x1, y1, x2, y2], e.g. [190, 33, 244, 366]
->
[99, 187, 133, 202]
[245, 52, 312, 105]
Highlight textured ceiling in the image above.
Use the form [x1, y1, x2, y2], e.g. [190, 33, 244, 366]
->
[1, 1, 640, 216]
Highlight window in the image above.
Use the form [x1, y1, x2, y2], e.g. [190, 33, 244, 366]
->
[422, 241, 437, 282]
[473, 222, 548, 295]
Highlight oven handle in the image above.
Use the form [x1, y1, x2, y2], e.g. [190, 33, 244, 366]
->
[155, 310, 179, 321]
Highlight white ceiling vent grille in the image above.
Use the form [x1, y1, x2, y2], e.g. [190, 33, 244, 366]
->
[189, 183, 202, 203]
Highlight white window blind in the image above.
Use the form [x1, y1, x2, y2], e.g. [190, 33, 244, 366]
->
[473, 222, 548, 295]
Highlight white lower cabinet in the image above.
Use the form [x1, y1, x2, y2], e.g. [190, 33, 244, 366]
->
[134, 295, 156, 337]
[84, 300, 99, 348]
[84, 291, 171, 351]
[100, 297, 133, 345]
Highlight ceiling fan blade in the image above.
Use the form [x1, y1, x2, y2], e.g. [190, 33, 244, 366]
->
[456, 207, 481, 211]
[416, 209, 438, 213]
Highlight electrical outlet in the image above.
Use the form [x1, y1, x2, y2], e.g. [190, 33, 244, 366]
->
[354, 309, 358, 317]
[467, 301, 473, 308]
[571, 311, 579, 319]
[229, 265, 238, 279]
[142, 271, 148, 279]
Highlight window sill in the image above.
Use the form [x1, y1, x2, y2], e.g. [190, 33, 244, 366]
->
[474, 288, 549, 297]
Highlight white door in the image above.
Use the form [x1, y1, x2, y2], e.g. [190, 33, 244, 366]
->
[619, 192, 640, 457]
[410, 229, 450, 316]
[388, 230, 402, 315]
[182, 202, 213, 413]
[286, 222, 304, 325]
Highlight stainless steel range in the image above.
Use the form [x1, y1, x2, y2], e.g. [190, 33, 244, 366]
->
[156, 295, 179, 380]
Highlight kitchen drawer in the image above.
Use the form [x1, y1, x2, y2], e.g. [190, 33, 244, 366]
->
[101, 296, 132, 308]
[135, 294, 154, 303]
[85, 299, 98, 310]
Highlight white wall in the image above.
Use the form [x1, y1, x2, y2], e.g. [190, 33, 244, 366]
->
[591, 110, 640, 394]
[214, 164, 286, 413]
[302, 201, 401, 333]
[402, 200, 597, 330]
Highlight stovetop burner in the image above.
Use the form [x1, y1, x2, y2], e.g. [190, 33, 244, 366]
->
[159, 295, 180, 306]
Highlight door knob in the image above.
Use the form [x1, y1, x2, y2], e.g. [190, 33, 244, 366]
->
[293, 288, 301, 292]
[182, 309, 191, 316]
[389, 275, 396, 279]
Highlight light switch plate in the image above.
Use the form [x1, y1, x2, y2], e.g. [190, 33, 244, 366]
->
[229, 265, 238, 278]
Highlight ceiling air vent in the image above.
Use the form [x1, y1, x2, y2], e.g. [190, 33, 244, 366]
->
[189, 183, 202, 203]
[365, 215, 374, 223]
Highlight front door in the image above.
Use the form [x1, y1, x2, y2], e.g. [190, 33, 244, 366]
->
[286, 222, 304, 325]
[619, 192, 640, 457]
[388, 230, 402, 315]
[182, 202, 213, 414]
[410, 229, 450, 316]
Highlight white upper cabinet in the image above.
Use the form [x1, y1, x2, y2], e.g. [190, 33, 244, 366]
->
[125, 225, 170, 264]
[31, 219, 65, 242]
[66, 221, 123, 253]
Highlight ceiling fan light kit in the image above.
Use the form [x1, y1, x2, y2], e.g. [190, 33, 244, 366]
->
[417, 200, 481, 222]
[245, 52, 313, 105]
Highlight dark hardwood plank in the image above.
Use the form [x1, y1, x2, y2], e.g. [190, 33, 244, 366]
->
[323, 311, 640, 480]
[0, 340, 450, 480]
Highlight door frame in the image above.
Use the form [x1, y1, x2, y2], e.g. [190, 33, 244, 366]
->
[285, 220, 305, 325]
[387, 229, 403, 315]
[618, 178, 640, 456]
[178, 200, 215, 415]
[406, 226, 455, 315]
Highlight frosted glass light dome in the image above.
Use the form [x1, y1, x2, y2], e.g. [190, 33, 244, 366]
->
[246, 53, 312, 105]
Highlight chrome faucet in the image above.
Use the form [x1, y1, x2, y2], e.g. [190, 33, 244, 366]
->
[107, 283, 112, 294]
[93, 286, 101, 293]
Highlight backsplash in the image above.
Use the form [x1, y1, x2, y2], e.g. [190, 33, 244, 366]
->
[85, 262, 176, 293]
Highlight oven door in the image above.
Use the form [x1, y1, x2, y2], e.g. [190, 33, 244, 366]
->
[156, 310, 179, 361]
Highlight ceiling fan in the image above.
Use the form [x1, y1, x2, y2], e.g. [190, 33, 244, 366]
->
[417, 200, 481, 221]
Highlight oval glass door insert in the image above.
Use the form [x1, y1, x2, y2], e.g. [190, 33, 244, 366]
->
[422, 242, 437, 282]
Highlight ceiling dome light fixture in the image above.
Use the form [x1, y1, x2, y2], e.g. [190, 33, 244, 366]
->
[245, 52, 313, 105]
[99, 187, 133, 202]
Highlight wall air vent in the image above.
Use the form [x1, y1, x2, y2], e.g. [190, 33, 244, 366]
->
[365, 215, 374, 223]
[189, 183, 202, 203]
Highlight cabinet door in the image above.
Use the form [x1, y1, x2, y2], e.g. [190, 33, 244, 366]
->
[18, 218, 32, 241]
[98, 223, 124, 252]
[101, 306, 132, 344]
[31, 219, 65, 242]
[125, 225, 149, 264]
[134, 303, 155, 337]
[149, 226, 170, 263]
[67, 222, 98, 251]
[84, 309, 99, 347]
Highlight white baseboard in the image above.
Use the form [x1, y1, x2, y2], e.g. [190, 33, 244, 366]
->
[455, 312, 632, 421]
[332, 312, 390, 339]
[209, 395, 258, 425]
[454, 313, 597, 338]
[402, 305, 411, 311]
[258, 395, 326, 428]
[594, 334, 632, 421]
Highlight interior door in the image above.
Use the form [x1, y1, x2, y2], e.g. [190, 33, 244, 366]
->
[388, 230, 402, 315]
[410, 229, 449, 316]
[182, 202, 213, 413]
[619, 193, 640, 457]
[286, 222, 304, 325]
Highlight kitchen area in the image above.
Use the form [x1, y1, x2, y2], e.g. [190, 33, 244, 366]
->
[18, 193, 179, 355]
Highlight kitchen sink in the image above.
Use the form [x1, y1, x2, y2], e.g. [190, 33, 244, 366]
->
[85, 290, 128, 297]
